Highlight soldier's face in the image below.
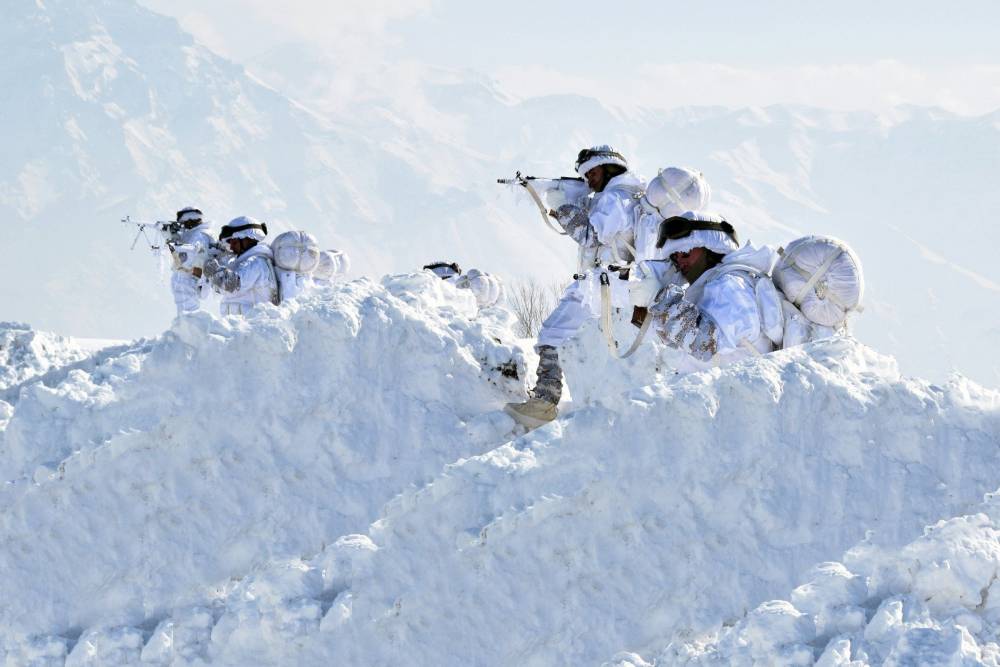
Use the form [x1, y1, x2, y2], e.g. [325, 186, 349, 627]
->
[671, 247, 711, 283]
[227, 237, 253, 255]
[584, 166, 606, 192]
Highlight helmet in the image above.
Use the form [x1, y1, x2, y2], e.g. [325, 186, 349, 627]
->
[657, 211, 740, 258]
[574, 145, 628, 177]
[219, 216, 268, 242]
[641, 168, 711, 219]
[176, 206, 203, 228]
[423, 261, 462, 279]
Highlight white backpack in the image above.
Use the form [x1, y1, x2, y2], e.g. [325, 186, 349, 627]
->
[771, 236, 864, 347]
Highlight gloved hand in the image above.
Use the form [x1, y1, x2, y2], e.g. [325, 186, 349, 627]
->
[202, 257, 223, 278]
[650, 284, 686, 314]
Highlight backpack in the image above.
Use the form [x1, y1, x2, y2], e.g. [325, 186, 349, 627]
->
[771, 236, 864, 348]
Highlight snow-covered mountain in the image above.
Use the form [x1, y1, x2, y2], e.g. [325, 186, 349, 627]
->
[6, 1, 1000, 387]
[0, 0, 567, 344]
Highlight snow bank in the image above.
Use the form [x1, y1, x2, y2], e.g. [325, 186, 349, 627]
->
[652, 489, 1000, 666]
[15, 329, 998, 665]
[0, 322, 92, 391]
[0, 274, 526, 651]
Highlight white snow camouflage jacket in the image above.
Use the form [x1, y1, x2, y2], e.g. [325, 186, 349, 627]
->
[578, 172, 644, 270]
[216, 244, 279, 316]
[169, 224, 215, 313]
[651, 244, 784, 367]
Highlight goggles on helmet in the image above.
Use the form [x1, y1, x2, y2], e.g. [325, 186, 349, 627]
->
[423, 261, 462, 278]
[574, 148, 626, 172]
[219, 221, 268, 241]
[176, 207, 204, 229]
[656, 216, 739, 249]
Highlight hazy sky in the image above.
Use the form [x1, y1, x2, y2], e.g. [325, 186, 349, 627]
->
[142, 0, 1000, 113]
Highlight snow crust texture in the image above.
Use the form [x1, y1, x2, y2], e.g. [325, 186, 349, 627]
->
[0, 322, 90, 391]
[0, 275, 526, 662]
[642, 493, 1000, 666]
[5, 290, 999, 664]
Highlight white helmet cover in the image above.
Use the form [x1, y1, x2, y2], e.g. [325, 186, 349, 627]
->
[176, 206, 203, 224]
[220, 216, 268, 242]
[657, 211, 740, 257]
[423, 261, 462, 279]
[575, 145, 629, 177]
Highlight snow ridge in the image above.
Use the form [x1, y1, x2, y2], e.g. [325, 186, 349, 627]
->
[6, 309, 1000, 664]
[0, 274, 526, 660]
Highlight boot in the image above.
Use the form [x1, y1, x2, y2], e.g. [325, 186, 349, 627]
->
[504, 345, 562, 429]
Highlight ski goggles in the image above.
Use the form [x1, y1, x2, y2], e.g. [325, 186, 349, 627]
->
[176, 207, 203, 223]
[219, 221, 268, 241]
[423, 261, 462, 278]
[657, 216, 739, 246]
[574, 148, 627, 172]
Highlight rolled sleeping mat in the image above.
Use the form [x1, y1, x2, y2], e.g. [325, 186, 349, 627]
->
[772, 235, 864, 328]
[271, 230, 321, 273]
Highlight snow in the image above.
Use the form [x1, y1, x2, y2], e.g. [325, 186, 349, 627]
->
[0, 322, 95, 391]
[649, 497, 1000, 665]
[0, 275, 527, 657]
[3, 278, 1000, 663]
[5, 3, 1000, 665]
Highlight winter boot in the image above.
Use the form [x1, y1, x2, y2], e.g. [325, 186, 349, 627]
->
[504, 345, 562, 429]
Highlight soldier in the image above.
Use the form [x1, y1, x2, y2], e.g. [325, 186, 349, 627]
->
[203, 216, 279, 316]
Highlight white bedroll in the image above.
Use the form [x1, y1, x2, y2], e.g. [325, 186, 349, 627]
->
[772, 235, 864, 347]
[314, 249, 351, 285]
[271, 231, 321, 302]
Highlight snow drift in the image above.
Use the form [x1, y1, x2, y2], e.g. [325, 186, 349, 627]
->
[646, 490, 1000, 666]
[4, 285, 999, 664]
[0, 323, 92, 391]
[0, 274, 527, 659]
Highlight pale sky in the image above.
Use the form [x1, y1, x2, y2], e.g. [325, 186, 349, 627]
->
[141, 0, 1000, 114]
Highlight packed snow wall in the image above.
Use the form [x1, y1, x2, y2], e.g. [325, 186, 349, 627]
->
[0, 323, 93, 391]
[644, 489, 1000, 665]
[0, 273, 528, 651]
[7, 319, 999, 665]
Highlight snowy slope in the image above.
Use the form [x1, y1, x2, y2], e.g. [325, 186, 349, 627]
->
[0, 275, 528, 656]
[4, 299, 999, 664]
[0, 322, 92, 390]
[643, 492, 1000, 665]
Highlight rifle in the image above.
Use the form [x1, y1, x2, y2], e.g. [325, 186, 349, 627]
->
[121, 215, 220, 272]
[497, 172, 590, 236]
[121, 215, 184, 252]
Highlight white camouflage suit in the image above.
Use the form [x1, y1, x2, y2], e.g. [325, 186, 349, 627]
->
[170, 223, 215, 314]
[537, 170, 643, 349]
